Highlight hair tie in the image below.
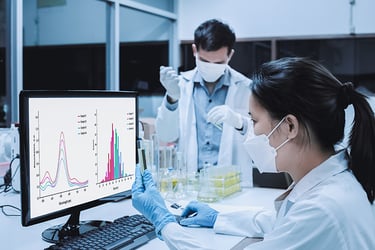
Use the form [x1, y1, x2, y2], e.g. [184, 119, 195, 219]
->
[338, 82, 354, 109]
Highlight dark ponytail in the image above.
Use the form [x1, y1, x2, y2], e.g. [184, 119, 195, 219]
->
[347, 89, 375, 203]
[251, 57, 375, 203]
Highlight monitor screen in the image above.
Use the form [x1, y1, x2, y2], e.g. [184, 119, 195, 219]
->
[19, 90, 138, 242]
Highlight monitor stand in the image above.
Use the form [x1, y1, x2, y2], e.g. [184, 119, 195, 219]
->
[42, 210, 111, 243]
[100, 190, 132, 202]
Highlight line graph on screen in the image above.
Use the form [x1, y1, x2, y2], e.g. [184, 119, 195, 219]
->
[37, 131, 88, 198]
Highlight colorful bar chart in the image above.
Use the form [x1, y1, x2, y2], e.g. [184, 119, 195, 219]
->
[101, 124, 126, 182]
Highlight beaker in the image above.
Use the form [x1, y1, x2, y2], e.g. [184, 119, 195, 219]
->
[158, 145, 174, 195]
[173, 151, 187, 200]
[197, 164, 220, 203]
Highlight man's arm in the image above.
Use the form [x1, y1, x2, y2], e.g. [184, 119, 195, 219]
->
[155, 96, 180, 142]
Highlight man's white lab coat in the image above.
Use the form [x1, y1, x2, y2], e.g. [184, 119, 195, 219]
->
[155, 67, 253, 186]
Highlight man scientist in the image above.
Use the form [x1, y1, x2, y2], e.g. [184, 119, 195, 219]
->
[155, 19, 253, 186]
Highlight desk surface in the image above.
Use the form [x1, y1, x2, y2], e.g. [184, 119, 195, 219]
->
[1, 187, 285, 250]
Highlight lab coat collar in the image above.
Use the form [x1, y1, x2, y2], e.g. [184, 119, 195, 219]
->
[287, 150, 349, 204]
[274, 184, 295, 212]
[274, 150, 349, 214]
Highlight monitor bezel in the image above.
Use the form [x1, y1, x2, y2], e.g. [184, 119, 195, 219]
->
[19, 90, 138, 227]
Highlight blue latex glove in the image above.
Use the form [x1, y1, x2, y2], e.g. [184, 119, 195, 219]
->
[179, 201, 219, 228]
[132, 166, 176, 238]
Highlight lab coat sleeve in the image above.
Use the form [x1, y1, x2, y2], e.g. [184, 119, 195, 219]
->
[161, 222, 215, 250]
[155, 96, 180, 142]
[214, 208, 275, 237]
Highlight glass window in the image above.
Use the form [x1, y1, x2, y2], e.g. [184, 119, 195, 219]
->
[277, 37, 375, 89]
[180, 41, 272, 79]
[231, 41, 272, 78]
[23, 0, 106, 90]
[120, 42, 168, 94]
[0, 0, 6, 127]
[119, 5, 171, 94]
[131, 0, 174, 12]
[354, 38, 375, 91]
[277, 38, 355, 83]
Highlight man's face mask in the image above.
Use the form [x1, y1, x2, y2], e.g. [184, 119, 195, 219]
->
[195, 57, 227, 82]
[244, 117, 290, 173]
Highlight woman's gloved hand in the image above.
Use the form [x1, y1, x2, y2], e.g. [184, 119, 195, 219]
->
[132, 166, 176, 238]
[207, 105, 243, 130]
[179, 201, 218, 228]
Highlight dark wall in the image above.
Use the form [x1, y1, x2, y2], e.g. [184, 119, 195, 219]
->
[0, 48, 5, 96]
[23, 42, 168, 94]
[19, 37, 375, 95]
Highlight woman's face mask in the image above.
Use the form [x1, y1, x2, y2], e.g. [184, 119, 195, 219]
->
[195, 57, 227, 82]
[244, 117, 290, 173]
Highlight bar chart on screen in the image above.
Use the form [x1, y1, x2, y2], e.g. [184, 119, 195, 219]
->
[99, 124, 134, 183]
[94, 108, 136, 189]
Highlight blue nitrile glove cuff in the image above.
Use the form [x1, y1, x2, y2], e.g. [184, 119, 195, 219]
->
[152, 207, 177, 238]
[132, 167, 177, 240]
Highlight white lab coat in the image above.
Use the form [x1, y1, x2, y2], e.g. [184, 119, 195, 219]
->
[160, 150, 375, 249]
[155, 67, 253, 186]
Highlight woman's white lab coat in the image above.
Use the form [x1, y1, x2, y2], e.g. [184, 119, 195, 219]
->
[155, 67, 253, 185]
[160, 150, 375, 250]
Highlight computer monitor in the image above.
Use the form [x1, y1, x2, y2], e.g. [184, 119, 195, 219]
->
[19, 90, 138, 243]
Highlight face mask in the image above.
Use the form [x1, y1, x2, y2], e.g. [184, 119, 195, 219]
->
[196, 57, 227, 82]
[244, 117, 290, 173]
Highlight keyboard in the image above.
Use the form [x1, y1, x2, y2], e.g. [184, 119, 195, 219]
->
[45, 214, 156, 250]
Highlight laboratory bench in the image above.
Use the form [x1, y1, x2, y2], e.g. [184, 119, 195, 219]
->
[0, 187, 285, 249]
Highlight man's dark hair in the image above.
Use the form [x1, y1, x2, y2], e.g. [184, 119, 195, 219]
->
[194, 19, 236, 55]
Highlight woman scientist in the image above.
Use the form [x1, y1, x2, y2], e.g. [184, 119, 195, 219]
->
[132, 57, 375, 249]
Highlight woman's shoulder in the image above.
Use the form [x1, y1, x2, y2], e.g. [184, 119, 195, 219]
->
[297, 171, 372, 221]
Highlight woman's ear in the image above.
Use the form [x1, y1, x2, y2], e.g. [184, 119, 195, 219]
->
[285, 114, 299, 139]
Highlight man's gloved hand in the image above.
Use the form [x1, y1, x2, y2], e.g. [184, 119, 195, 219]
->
[132, 166, 176, 238]
[179, 201, 218, 228]
[160, 66, 180, 101]
[207, 105, 243, 130]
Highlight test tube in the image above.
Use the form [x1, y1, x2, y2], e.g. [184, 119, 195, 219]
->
[213, 123, 223, 131]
